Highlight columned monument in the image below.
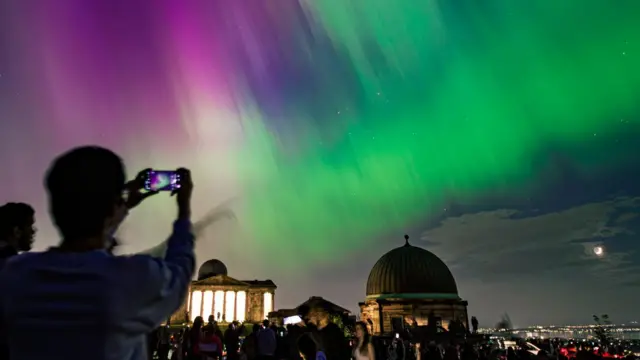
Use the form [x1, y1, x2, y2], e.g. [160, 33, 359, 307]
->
[170, 259, 276, 324]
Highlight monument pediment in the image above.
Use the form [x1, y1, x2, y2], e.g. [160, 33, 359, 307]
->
[193, 275, 250, 287]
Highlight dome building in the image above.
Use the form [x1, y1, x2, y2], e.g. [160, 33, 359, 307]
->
[359, 235, 468, 335]
[170, 259, 276, 324]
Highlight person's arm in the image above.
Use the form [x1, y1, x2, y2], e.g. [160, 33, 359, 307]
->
[116, 218, 195, 333]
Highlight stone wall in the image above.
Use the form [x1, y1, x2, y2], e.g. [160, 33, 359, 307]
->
[360, 299, 469, 335]
[246, 288, 276, 323]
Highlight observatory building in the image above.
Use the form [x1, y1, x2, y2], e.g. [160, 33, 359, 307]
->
[170, 259, 276, 324]
[359, 235, 468, 335]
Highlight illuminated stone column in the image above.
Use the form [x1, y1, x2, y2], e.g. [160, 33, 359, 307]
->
[191, 291, 203, 322]
[263, 292, 273, 320]
[225, 291, 236, 322]
[214, 291, 224, 322]
[202, 291, 214, 321]
[236, 291, 247, 322]
[186, 290, 192, 317]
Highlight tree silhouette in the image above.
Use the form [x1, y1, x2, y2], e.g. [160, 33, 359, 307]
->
[593, 314, 612, 345]
[330, 313, 355, 337]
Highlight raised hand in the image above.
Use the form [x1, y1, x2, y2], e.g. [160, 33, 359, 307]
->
[125, 168, 159, 209]
[171, 168, 193, 220]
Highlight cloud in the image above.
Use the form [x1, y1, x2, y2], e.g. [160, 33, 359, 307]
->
[418, 197, 640, 286]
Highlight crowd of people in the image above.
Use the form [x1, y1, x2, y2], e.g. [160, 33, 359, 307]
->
[145, 303, 364, 360]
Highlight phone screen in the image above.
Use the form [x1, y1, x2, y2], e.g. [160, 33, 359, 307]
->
[144, 170, 181, 191]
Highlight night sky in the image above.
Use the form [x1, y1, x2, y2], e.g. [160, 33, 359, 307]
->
[1, 0, 639, 328]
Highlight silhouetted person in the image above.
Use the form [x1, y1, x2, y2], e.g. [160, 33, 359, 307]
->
[148, 328, 160, 360]
[224, 321, 241, 360]
[200, 327, 223, 360]
[353, 322, 375, 360]
[0, 146, 196, 360]
[288, 305, 312, 360]
[158, 323, 172, 360]
[0, 202, 36, 267]
[241, 324, 261, 360]
[471, 317, 479, 334]
[257, 320, 277, 360]
[189, 317, 205, 360]
[423, 343, 442, 360]
[0, 202, 36, 360]
[308, 305, 349, 360]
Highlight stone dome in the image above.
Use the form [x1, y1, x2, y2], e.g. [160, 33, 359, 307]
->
[197, 259, 228, 280]
[366, 235, 458, 297]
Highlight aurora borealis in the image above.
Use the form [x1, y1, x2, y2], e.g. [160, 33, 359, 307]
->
[1, 0, 639, 324]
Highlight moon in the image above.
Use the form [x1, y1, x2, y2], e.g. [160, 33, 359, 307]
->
[593, 245, 605, 257]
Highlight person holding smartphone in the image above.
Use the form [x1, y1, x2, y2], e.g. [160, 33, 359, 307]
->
[0, 146, 196, 360]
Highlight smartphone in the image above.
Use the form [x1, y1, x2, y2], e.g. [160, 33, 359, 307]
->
[144, 170, 181, 191]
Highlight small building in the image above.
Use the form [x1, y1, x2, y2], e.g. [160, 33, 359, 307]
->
[359, 235, 468, 335]
[269, 296, 351, 325]
[170, 259, 276, 324]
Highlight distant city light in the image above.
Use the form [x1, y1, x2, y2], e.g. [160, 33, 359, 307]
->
[593, 246, 605, 257]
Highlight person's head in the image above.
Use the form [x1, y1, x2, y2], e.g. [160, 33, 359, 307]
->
[208, 315, 214, 324]
[355, 321, 371, 354]
[193, 316, 204, 330]
[262, 320, 270, 328]
[297, 333, 318, 360]
[45, 146, 126, 249]
[252, 324, 261, 333]
[308, 306, 329, 327]
[0, 202, 36, 251]
[355, 321, 370, 341]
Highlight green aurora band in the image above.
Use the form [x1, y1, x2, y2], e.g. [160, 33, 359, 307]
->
[237, 0, 639, 265]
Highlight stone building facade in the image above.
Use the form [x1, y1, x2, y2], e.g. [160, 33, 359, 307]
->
[359, 235, 468, 335]
[170, 259, 276, 324]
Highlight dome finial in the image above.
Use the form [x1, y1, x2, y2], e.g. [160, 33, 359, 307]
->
[404, 234, 410, 246]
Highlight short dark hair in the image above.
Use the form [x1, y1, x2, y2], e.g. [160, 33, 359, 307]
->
[0, 202, 35, 240]
[297, 333, 318, 360]
[45, 146, 126, 240]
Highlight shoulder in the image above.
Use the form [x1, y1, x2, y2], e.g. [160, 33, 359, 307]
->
[3, 251, 40, 267]
[0, 251, 47, 280]
[0, 252, 37, 287]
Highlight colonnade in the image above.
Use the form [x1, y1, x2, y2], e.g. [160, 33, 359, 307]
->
[188, 290, 273, 323]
